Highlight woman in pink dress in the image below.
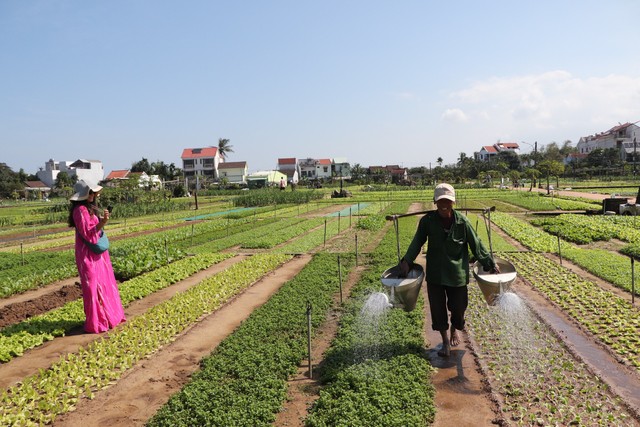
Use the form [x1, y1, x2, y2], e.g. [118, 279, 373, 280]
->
[68, 180, 126, 333]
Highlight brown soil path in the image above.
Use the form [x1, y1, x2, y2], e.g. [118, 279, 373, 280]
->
[53, 254, 313, 427]
[397, 202, 497, 426]
[425, 292, 498, 426]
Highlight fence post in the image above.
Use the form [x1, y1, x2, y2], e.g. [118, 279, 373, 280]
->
[306, 301, 313, 378]
[632, 257, 636, 305]
[324, 219, 327, 247]
[557, 235, 562, 265]
[338, 255, 343, 304]
[355, 233, 358, 266]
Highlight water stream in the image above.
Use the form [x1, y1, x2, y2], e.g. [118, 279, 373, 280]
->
[352, 292, 391, 363]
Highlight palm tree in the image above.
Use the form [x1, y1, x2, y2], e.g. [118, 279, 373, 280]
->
[217, 138, 234, 161]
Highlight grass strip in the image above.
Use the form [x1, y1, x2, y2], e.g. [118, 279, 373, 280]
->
[305, 214, 436, 426]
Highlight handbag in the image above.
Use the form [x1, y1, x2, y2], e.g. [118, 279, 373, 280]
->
[83, 230, 110, 254]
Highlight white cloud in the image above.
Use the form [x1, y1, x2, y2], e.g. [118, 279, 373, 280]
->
[441, 108, 468, 122]
[446, 71, 640, 136]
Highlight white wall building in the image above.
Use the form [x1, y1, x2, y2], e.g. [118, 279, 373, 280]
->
[181, 147, 220, 180]
[36, 159, 104, 188]
[576, 122, 640, 161]
[218, 161, 248, 184]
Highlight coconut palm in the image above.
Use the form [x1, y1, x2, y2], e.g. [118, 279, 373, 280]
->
[217, 138, 234, 161]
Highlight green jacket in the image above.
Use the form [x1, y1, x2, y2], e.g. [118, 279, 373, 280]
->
[403, 210, 495, 287]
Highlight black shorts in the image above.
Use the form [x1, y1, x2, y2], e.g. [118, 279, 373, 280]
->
[426, 283, 468, 331]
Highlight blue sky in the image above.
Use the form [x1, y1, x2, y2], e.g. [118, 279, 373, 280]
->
[2, 1, 640, 176]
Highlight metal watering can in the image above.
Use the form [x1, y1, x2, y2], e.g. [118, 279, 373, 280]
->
[377, 214, 425, 312]
[472, 257, 517, 305]
[380, 262, 424, 312]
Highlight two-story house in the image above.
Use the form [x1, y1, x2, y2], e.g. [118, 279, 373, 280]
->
[332, 157, 351, 179]
[316, 159, 332, 179]
[576, 122, 640, 161]
[475, 142, 520, 162]
[36, 158, 104, 188]
[277, 158, 299, 185]
[181, 147, 220, 180]
[218, 161, 248, 184]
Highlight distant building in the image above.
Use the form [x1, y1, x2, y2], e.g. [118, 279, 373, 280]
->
[24, 180, 51, 200]
[332, 157, 351, 179]
[246, 170, 287, 189]
[276, 158, 299, 185]
[218, 161, 248, 184]
[103, 169, 131, 187]
[474, 142, 520, 162]
[181, 147, 220, 180]
[103, 170, 161, 189]
[298, 158, 315, 180]
[368, 165, 408, 183]
[36, 158, 104, 188]
[576, 122, 640, 161]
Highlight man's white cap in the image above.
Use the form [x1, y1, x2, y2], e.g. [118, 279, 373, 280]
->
[434, 183, 455, 202]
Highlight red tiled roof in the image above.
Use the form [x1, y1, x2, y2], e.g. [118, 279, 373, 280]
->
[105, 170, 130, 180]
[219, 161, 247, 169]
[482, 146, 498, 153]
[24, 180, 49, 189]
[181, 147, 218, 159]
[500, 142, 519, 148]
[318, 159, 332, 165]
[278, 158, 296, 165]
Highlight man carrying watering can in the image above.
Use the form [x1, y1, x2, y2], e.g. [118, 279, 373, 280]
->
[400, 183, 499, 357]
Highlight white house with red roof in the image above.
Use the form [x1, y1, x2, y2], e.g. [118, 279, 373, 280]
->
[576, 121, 640, 161]
[316, 159, 332, 179]
[475, 142, 520, 162]
[181, 147, 220, 180]
[218, 161, 248, 184]
[302, 158, 332, 179]
[277, 158, 299, 184]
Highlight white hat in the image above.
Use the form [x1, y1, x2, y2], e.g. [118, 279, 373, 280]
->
[69, 180, 103, 201]
[434, 183, 455, 202]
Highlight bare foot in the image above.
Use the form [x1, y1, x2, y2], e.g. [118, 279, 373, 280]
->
[450, 327, 460, 346]
[437, 342, 450, 357]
